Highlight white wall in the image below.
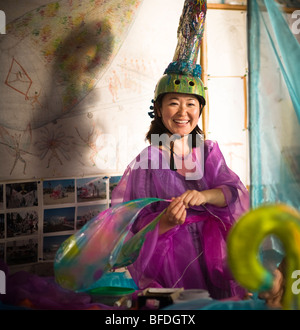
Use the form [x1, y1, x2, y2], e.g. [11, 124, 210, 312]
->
[206, 9, 249, 186]
[0, 0, 248, 184]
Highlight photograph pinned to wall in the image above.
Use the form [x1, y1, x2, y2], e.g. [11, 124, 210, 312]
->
[108, 175, 122, 199]
[0, 214, 4, 239]
[76, 204, 107, 230]
[43, 179, 75, 205]
[43, 234, 70, 261]
[76, 177, 107, 203]
[7, 210, 38, 238]
[43, 207, 75, 234]
[0, 184, 3, 210]
[6, 237, 38, 265]
[6, 182, 38, 209]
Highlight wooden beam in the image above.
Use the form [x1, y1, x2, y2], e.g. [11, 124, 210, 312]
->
[207, 4, 247, 11]
[207, 2, 299, 13]
[200, 22, 209, 138]
[243, 74, 248, 130]
[275, 0, 300, 13]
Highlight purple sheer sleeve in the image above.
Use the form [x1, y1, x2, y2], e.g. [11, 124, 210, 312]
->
[202, 140, 250, 226]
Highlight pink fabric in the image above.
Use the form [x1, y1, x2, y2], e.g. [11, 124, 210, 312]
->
[111, 140, 249, 299]
[0, 269, 113, 310]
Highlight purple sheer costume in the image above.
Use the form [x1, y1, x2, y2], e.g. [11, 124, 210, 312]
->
[111, 139, 249, 299]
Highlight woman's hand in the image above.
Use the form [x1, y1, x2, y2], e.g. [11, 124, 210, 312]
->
[159, 197, 186, 234]
[159, 189, 227, 235]
[180, 189, 227, 208]
[165, 197, 186, 225]
[180, 190, 207, 208]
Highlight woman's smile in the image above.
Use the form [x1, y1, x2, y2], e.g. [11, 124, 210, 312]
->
[173, 119, 190, 125]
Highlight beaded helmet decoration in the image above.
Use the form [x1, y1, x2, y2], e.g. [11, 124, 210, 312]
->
[149, 0, 207, 118]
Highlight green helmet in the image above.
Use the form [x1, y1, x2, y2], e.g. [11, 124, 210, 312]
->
[153, 72, 206, 104]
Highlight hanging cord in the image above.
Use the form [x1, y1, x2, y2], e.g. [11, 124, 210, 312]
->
[170, 207, 226, 288]
[201, 205, 227, 231]
[170, 140, 176, 171]
[172, 251, 203, 288]
[162, 199, 227, 287]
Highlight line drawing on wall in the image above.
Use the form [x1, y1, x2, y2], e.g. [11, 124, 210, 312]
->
[0, 125, 34, 175]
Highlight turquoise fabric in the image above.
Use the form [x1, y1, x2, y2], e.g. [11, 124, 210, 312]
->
[248, 0, 300, 264]
[264, 0, 300, 119]
[248, 0, 300, 209]
[164, 297, 269, 310]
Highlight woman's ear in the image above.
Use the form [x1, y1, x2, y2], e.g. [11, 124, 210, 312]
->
[199, 104, 204, 117]
[155, 103, 162, 118]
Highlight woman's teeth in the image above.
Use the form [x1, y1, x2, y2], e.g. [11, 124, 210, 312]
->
[174, 120, 189, 124]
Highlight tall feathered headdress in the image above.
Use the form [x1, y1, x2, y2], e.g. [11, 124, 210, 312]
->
[150, 0, 207, 118]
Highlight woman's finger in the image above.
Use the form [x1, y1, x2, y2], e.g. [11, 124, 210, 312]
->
[181, 190, 194, 207]
[167, 199, 186, 224]
[176, 205, 186, 225]
[168, 199, 183, 217]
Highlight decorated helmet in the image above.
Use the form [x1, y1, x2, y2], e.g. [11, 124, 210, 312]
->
[153, 70, 206, 105]
[149, 0, 207, 117]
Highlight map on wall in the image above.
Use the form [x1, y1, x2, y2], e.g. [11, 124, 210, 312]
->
[0, 0, 143, 131]
[0, 0, 187, 180]
[0, 0, 158, 180]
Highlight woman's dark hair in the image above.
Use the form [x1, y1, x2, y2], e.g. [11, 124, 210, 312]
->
[145, 93, 205, 146]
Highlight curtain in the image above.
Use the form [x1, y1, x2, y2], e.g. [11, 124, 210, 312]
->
[248, 0, 300, 266]
[249, 0, 300, 209]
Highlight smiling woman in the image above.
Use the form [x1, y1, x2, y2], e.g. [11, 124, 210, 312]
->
[111, 0, 250, 299]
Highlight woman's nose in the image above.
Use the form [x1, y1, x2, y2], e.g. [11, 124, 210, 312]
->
[177, 104, 187, 114]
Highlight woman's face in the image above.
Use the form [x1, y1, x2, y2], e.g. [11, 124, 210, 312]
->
[158, 93, 201, 137]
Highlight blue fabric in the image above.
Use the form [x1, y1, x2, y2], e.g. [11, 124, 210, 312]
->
[164, 297, 269, 310]
[249, 0, 300, 210]
[248, 0, 300, 261]
[264, 0, 300, 121]
[84, 271, 138, 291]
